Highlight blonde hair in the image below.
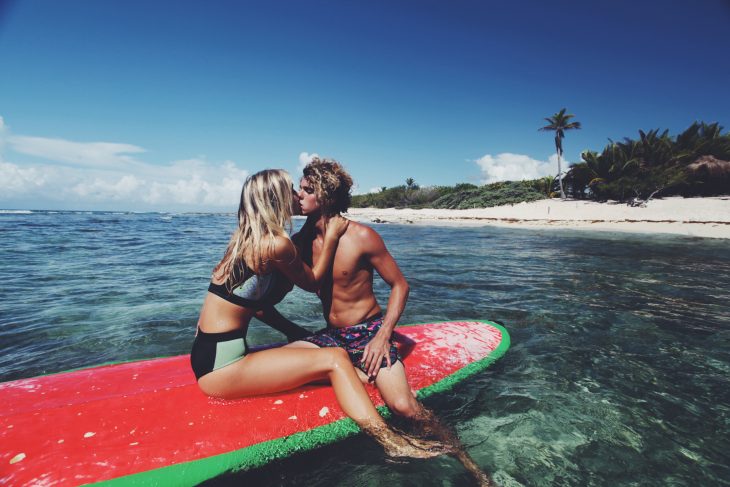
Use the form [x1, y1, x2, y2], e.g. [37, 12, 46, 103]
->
[302, 157, 353, 216]
[214, 169, 295, 289]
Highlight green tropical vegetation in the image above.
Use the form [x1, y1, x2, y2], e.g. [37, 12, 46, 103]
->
[539, 108, 581, 199]
[351, 179, 550, 209]
[350, 121, 730, 209]
[564, 122, 730, 202]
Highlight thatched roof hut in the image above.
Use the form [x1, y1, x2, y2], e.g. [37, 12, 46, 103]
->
[687, 155, 730, 178]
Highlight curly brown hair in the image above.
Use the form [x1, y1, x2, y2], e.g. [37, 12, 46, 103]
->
[302, 157, 353, 216]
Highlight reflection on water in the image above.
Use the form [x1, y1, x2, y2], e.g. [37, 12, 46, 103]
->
[1, 212, 729, 485]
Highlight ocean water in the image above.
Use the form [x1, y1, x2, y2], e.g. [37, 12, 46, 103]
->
[1, 210, 729, 486]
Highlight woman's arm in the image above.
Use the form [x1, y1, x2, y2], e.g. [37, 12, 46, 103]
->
[254, 306, 312, 342]
[270, 215, 348, 292]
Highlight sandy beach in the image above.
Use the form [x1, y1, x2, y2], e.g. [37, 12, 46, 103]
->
[346, 196, 730, 239]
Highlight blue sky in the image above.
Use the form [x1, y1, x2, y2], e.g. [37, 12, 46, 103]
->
[1, 0, 728, 211]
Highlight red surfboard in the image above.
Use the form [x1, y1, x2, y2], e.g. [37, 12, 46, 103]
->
[0, 320, 509, 486]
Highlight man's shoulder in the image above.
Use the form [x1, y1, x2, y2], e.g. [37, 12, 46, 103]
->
[344, 220, 385, 252]
[346, 220, 380, 238]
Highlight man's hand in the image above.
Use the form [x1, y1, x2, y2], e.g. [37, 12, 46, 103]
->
[362, 329, 392, 379]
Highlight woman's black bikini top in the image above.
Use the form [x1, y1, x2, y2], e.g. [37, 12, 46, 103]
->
[208, 264, 289, 309]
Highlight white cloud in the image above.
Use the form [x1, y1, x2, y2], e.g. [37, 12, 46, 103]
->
[8, 135, 145, 168]
[71, 174, 142, 200]
[0, 161, 50, 196]
[297, 151, 319, 172]
[0, 158, 249, 210]
[548, 153, 573, 173]
[0, 116, 250, 210]
[475, 152, 572, 184]
[140, 159, 248, 206]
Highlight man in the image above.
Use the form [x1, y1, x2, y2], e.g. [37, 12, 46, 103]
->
[287, 158, 420, 418]
[276, 158, 491, 485]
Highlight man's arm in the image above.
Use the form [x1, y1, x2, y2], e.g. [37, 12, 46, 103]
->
[360, 227, 410, 377]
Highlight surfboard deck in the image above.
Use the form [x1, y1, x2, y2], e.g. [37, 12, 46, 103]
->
[0, 320, 510, 486]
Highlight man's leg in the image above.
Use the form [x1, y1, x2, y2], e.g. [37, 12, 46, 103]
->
[373, 361, 421, 418]
[375, 362, 494, 486]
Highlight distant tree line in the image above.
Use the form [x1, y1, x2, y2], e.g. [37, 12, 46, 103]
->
[350, 121, 730, 209]
[351, 180, 551, 209]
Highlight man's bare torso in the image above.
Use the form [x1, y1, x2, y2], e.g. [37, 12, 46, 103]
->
[308, 221, 381, 327]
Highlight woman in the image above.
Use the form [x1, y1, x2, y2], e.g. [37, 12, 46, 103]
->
[191, 169, 445, 458]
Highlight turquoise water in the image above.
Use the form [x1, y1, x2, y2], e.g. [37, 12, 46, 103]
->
[1, 211, 729, 486]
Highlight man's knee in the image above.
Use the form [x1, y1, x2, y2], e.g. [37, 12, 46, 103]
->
[388, 394, 422, 418]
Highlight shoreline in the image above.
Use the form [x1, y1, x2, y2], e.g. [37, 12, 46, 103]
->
[345, 196, 730, 239]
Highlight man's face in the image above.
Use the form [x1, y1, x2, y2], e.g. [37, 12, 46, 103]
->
[291, 184, 302, 216]
[298, 178, 321, 216]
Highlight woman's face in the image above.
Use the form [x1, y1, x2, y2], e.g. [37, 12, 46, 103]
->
[298, 178, 321, 216]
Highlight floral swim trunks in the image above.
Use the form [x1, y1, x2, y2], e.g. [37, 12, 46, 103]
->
[301, 313, 400, 374]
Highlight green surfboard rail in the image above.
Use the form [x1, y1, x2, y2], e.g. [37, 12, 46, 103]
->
[90, 320, 511, 487]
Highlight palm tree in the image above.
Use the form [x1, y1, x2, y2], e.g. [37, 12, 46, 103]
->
[540, 108, 582, 198]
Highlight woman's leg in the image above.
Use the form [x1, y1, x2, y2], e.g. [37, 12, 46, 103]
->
[199, 347, 369, 418]
[197, 346, 449, 458]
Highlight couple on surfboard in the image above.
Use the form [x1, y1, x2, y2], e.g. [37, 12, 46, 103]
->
[191, 159, 490, 483]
